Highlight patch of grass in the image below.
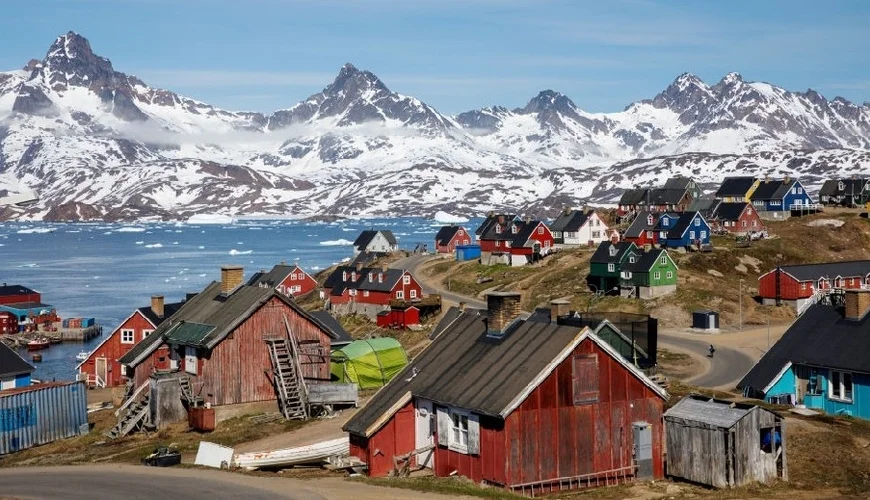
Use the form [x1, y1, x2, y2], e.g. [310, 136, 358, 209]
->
[357, 476, 526, 499]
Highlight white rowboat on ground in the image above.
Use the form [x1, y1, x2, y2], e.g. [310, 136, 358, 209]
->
[233, 437, 349, 470]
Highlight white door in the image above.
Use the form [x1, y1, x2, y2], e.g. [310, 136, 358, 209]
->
[415, 399, 435, 468]
[95, 358, 108, 387]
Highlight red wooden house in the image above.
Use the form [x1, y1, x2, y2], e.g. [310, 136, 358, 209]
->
[343, 292, 668, 494]
[77, 295, 186, 387]
[758, 260, 870, 308]
[434, 226, 472, 253]
[376, 305, 421, 329]
[0, 285, 40, 306]
[323, 266, 424, 306]
[622, 211, 659, 247]
[249, 263, 317, 297]
[710, 202, 765, 235]
[479, 218, 555, 266]
[119, 265, 341, 405]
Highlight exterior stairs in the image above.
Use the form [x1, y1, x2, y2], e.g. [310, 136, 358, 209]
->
[178, 376, 204, 407]
[106, 381, 152, 439]
[266, 337, 308, 420]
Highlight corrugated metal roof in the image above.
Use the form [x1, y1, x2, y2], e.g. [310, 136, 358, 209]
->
[664, 395, 753, 428]
[165, 322, 215, 347]
[0, 381, 88, 455]
[778, 261, 870, 282]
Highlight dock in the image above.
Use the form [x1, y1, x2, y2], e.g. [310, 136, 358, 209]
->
[0, 325, 102, 348]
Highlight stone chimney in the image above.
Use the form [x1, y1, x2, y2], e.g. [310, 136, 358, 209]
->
[221, 265, 244, 295]
[151, 295, 165, 318]
[486, 291, 522, 336]
[458, 301, 466, 312]
[844, 289, 870, 321]
[550, 299, 570, 323]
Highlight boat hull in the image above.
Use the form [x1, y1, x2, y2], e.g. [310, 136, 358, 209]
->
[234, 437, 349, 470]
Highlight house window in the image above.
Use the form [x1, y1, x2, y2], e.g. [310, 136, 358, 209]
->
[512, 225, 518, 234]
[142, 329, 154, 339]
[608, 263, 615, 272]
[760, 427, 779, 454]
[791, 187, 797, 195]
[121, 329, 135, 344]
[410, 289, 417, 299]
[662, 219, 669, 227]
[349, 289, 357, 296]
[537, 227, 544, 234]
[660, 256, 667, 265]
[646, 231, 653, 238]
[829, 370, 853, 402]
[396, 291, 404, 300]
[689, 230, 696, 240]
[622, 271, 633, 279]
[592, 231, 601, 238]
[752, 220, 757, 227]
[458, 229, 463, 235]
[700, 231, 707, 239]
[654, 271, 661, 280]
[495, 225, 502, 234]
[800, 283, 807, 290]
[290, 273, 297, 281]
[629, 256, 636, 263]
[771, 200, 781, 206]
[572, 354, 599, 404]
[342, 271, 347, 281]
[450, 409, 469, 453]
[403, 275, 411, 285]
[505, 241, 512, 248]
[647, 215, 653, 225]
[363, 290, 370, 297]
[666, 271, 673, 279]
[742, 220, 747, 227]
[694, 218, 700, 226]
[185, 346, 197, 375]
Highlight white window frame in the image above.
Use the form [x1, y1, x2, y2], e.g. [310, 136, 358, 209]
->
[449, 409, 470, 454]
[689, 230, 696, 240]
[396, 291, 404, 300]
[410, 289, 417, 299]
[654, 271, 661, 280]
[700, 230, 707, 239]
[185, 346, 197, 375]
[660, 256, 667, 265]
[666, 271, 673, 279]
[646, 230, 653, 238]
[121, 329, 135, 344]
[537, 226, 544, 235]
[694, 218, 700, 227]
[142, 329, 154, 340]
[403, 275, 411, 285]
[363, 290, 370, 297]
[828, 369, 853, 402]
[607, 263, 615, 272]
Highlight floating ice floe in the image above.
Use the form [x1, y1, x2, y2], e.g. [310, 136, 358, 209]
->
[198, 246, 205, 249]
[145, 243, 163, 248]
[229, 249, 252, 255]
[116, 227, 146, 233]
[17, 227, 56, 234]
[432, 211, 469, 224]
[187, 214, 236, 225]
[319, 239, 353, 246]
[19, 263, 37, 268]
[135, 241, 144, 245]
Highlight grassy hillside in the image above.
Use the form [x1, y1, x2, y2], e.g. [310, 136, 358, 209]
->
[422, 211, 870, 329]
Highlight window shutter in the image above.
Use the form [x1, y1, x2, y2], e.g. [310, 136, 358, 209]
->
[436, 407, 450, 446]
[467, 414, 480, 455]
[572, 354, 600, 405]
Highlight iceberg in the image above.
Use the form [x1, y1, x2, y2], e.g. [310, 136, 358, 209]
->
[187, 214, 236, 225]
[432, 211, 469, 224]
[229, 249, 253, 255]
[319, 239, 354, 246]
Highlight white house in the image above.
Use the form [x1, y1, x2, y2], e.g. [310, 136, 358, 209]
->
[550, 208, 610, 246]
[353, 230, 400, 256]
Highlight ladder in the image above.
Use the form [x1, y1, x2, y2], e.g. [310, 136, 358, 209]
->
[106, 382, 152, 439]
[266, 335, 308, 420]
[178, 376, 204, 407]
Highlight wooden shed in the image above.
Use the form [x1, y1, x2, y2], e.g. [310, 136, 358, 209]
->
[664, 395, 787, 488]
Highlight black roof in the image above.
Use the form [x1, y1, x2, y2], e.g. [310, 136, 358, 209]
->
[622, 248, 666, 273]
[247, 264, 305, 288]
[353, 230, 398, 249]
[663, 177, 694, 190]
[750, 179, 796, 201]
[819, 178, 868, 197]
[478, 219, 546, 247]
[666, 211, 703, 239]
[475, 214, 517, 236]
[715, 176, 757, 198]
[653, 212, 680, 232]
[434, 226, 468, 246]
[323, 266, 407, 296]
[137, 299, 186, 327]
[590, 241, 636, 265]
[712, 202, 749, 222]
[776, 260, 870, 282]
[649, 188, 688, 205]
[351, 251, 388, 267]
[688, 197, 721, 218]
[549, 209, 591, 233]
[120, 281, 337, 365]
[739, 302, 870, 394]
[0, 342, 35, 378]
[624, 211, 658, 238]
[429, 306, 484, 340]
[0, 285, 38, 297]
[619, 189, 648, 206]
[310, 311, 353, 346]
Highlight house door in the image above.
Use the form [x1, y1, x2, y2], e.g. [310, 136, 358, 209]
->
[95, 357, 108, 387]
[415, 400, 435, 469]
[632, 422, 653, 480]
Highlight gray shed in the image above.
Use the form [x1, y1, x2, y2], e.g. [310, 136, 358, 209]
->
[664, 395, 787, 488]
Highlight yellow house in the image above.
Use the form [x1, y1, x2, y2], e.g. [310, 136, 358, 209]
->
[715, 176, 760, 202]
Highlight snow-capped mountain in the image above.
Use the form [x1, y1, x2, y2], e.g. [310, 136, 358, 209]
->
[1, 32, 869, 221]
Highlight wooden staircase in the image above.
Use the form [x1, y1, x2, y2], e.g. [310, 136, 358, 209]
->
[178, 376, 204, 407]
[266, 335, 308, 420]
[106, 381, 152, 439]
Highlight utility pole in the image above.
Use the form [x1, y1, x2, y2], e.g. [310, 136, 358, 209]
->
[738, 278, 744, 330]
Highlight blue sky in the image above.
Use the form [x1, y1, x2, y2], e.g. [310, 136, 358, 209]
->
[2, 0, 868, 114]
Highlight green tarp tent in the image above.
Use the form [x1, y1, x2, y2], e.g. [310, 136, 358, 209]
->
[330, 338, 409, 389]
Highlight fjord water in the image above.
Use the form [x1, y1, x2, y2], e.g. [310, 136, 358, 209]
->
[0, 218, 458, 381]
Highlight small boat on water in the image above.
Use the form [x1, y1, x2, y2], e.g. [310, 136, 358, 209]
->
[27, 338, 51, 351]
[32, 353, 43, 362]
[234, 437, 349, 470]
[75, 351, 89, 362]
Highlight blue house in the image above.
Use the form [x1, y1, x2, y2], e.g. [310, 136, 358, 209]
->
[653, 212, 680, 244]
[739, 290, 870, 419]
[663, 211, 711, 248]
[0, 342, 34, 390]
[749, 178, 815, 220]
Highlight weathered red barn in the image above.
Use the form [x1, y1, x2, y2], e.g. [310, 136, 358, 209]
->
[0, 312, 18, 334]
[119, 266, 341, 406]
[376, 305, 420, 328]
[249, 263, 318, 297]
[0, 285, 41, 306]
[323, 266, 423, 306]
[344, 292, 668, 494]
[479, 218, 555, 266]
[434, 226, 472, 253]
[758, 261, 870, 308]
[77, 296, 185, 387]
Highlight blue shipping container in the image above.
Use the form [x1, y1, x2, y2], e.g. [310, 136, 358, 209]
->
[81, 318, 95, 327]
[456, 244, 482, 261]
[0, 381, 89, 455]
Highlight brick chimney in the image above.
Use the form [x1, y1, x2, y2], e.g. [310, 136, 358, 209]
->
[220, 265, 244, 295]
[151, 295, 165, 318]
[550, 299, 570, 323]
[844, 289, 870, 321]
[458, 301, 466, 312]
[486, 291, 522, 336]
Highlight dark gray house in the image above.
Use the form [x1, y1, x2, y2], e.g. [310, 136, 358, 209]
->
[818, 178, 869, 207]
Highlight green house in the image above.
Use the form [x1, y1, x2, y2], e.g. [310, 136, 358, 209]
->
[588, 241, 678, 299]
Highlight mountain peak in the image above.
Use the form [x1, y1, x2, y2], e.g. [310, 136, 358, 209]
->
[46, 31, 97, 63]
[719, 72, 744, 86]
[326, 63, 389, 97]
[672, 72, 705, 91]
[522, 90, 577, 114]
